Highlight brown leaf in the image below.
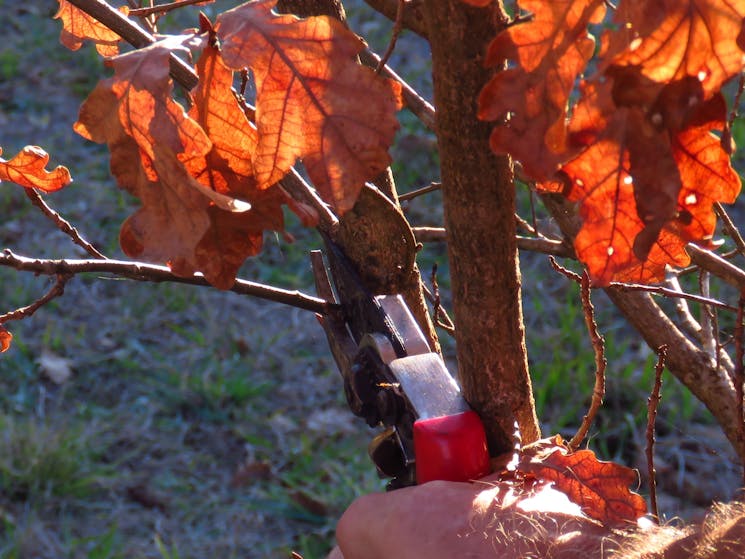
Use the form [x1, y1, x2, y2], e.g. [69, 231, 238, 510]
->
[519, 436, 647, 527]
[602, 0, 745, 100]
[0, 326, 12, 353]
[55, 0, 127, 57]
[75, 38, 286, 289]
[216, 0, 402, 213]
[460, 0, 492, 5]
[0, 146, 72, 192]
[477, 0, 606, 180]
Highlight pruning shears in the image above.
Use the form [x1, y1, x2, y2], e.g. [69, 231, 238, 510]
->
[311, 232, 491, 489]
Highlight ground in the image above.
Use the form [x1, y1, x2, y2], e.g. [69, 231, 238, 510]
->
[0, 1, 742, 558]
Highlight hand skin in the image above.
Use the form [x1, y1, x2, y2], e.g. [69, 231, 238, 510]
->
[328, 477, 619, 559]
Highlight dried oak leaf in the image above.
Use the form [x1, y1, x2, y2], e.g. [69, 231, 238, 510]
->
[216, 0, 403, 213]
[0, 146, 72, 192]
[55, 0, 127, 57]
[602, 0, 745, 100]
[518, 436, 647, 527]
[552, 81, 740, 284]
[186, 43, 287, 288]
[477, 0, 606, 180]
[0, 326, 12, 353]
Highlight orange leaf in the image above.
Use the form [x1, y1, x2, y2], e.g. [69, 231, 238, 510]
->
[75, 39, 287, 289]
[550, 81, 740, 285]
[477, 0, 605, 180]
[0, 326, 12, 353]
[216, 0, 403, 213]
[0, 146, 72, 192]
[519, 436, 647, 527]
[55, 0, 127, 57]
[602, 0, 745, 100]
[75, 35, 212, 166]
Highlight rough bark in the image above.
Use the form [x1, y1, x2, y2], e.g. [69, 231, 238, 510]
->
[422, 0, 540, 453]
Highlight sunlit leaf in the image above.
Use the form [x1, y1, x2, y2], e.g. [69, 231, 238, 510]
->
[55, 0, 127, 57]
[0, 146, 72, 192]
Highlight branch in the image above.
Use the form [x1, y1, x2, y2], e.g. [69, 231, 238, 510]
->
[0, 274, 70, 325]
[0, 250, 336, 315]
[128, 0, 208, 17]
[376, 0, 406, 72]
[714, 202, 745, 257]
[686, 243, 745, 291]
[360, 49, 436, 131]
[411, 226, 574, 257]
[362, 0, 428, 38]
[569, 271, 607, 451]
[646, 345, 667, 524]
[399, 181, 441, 202]
[64, 0, 199, 90]
[24, 189, 107, 259]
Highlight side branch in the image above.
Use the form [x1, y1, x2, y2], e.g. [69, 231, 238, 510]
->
[65, 0, 199, 89]
[0, 250, 335, 315]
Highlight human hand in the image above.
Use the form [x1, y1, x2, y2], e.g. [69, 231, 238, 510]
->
[328, 476, 615, 559]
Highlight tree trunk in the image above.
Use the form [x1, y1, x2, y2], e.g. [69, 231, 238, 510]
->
[422, 0, 540, 454]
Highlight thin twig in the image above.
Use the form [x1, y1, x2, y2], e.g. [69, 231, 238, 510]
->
[376, 0, 405, 73]
[736, 291, 745, 486]
[0, 275, 71, 325]
[398, 182, 441, 202]
[646, 345, 668, 525]
[421, 283, 455, 332]
[412, 227, 573, 257]
[24, 189, 107, 260]
[686, 243, 745, 290]
[278, 169, 339, 232]
[607, 281, 736, 312]
[429, 263, 455, 333]
[664, 274, 702, 340]
[360, 49, 435, 131]
[714, 202, 745, 257]
[129, 0, 208, 17]
[568, 272, 607, 451]
[0, 250, 336, 315]
[699, 270, 718, 361]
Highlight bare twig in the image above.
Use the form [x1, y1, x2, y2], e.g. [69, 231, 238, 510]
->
[736, 291, 745, 485]
[607, 281, 736, 312]
[64, 0, 199, 90]
[569, 271, 607, 451]
[714, 202, 745, 257]
[0, 250, 336, 315]
[685, 243, 745, 290]
[129, 0, 208, 17]
[376, 0, 405, 73]
[413, 227, 573, 257]
[429, 263, 455, 334]
[664, 274, 702, 340]
[421, 283, 454, 332]
[646, 345, 668, 525]
[278, 169, 339, 232]
[360, 49, 435, 131]
[699, 271, 718, 361]
[362, 0, 427, 38]
[399, 182, 441, 202]
[0, 274, 71, 325]
[24, 189, 107, 260]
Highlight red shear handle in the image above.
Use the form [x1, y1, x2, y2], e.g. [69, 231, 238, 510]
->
[413, 410, 491, 484]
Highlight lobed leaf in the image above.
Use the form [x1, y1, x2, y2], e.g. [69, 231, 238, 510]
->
[519, 436, 647, 527]
[550, 82, 740, 284]
[0, 326, 12, 353]
[477, 0, 605, 180]
[216, 0, 402, 213]
[55, 0, 127, 57]
[0, 146, 72, 192]
[74, 36, 286, 289]
[602, 0, 745, 101]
